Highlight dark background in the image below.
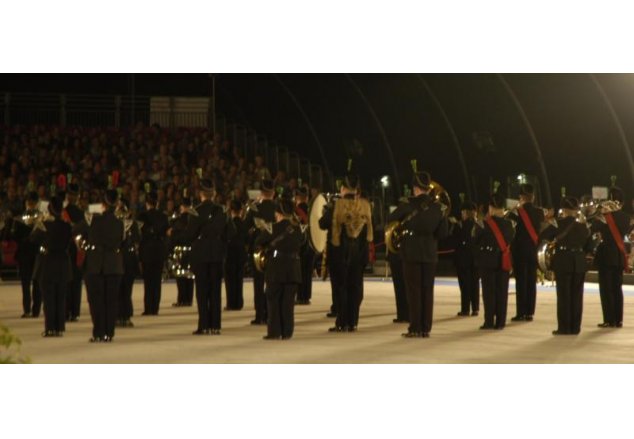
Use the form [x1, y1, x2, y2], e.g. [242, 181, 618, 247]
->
[2, 73, 632, 205]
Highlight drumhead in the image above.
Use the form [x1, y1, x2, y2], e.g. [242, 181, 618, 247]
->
[308, 194, 328, 253]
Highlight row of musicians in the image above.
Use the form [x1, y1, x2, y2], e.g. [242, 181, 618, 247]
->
[388, 181, 632, 336]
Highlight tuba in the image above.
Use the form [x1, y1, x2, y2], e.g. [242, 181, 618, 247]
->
[385, 180, 451, 254]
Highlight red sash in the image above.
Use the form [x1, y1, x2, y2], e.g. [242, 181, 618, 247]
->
[486, 217, 512, 272]
[518, 207, 539, 246]
[605, 213, 630, 273]
[295, 206, 308, 224]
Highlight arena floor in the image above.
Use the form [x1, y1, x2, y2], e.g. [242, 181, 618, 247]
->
[2, 277, 634, 364]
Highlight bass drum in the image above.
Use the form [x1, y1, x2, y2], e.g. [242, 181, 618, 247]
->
[308, 193, 328, 253]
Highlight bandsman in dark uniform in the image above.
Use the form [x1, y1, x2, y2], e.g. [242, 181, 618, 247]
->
[592, 187, 632, 328]
[318, 197, 338, 318]
[138, 191, 169, 315]
[388, 169, 448, 338]
[12, 191, 42, 318]
[506, 184, 544, 322]
[256, 198, 304, 340]
[63, 183, 86, 322]
[169, 196, 196, 307]
[245, 179, 276, 325]
[224, 199, 247, 311]
[116, 198, 141, 328]
[179, 179, 231, 335]
[452, 201, 480, 317]
[540, 196, 590, 335]
[84, 190, 124, 342]
[328, 171, 373, 333]
[32, 196, 73, 337]
[294, 186, 315, 305]
[473, 193, 515, 330]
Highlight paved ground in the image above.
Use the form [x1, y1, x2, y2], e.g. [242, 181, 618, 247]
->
[2, 277, 634, 363]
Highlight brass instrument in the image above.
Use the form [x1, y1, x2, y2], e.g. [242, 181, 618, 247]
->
[385, 180, 451, 254]
[167, 245, 195, 279]
[253, 247, 268, 272]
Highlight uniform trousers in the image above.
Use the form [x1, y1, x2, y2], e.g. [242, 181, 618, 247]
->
[513, 254, 537, 317]
[332, 249, 364, 329]
[118, 273, 135, 321]
[176, 278, 194, 305]
[554, 271, 585, 333]
[194, 262, 223, 330]
[265, 282, 297, 338]
[142, 261, 163, 314]
[20, 262, 41, 316]
[457, 265, 480, 314]
[297, 250, 315, 303]
[224, 250, 245, 309]
[66, 272, 83, 319]
[402, 261, 436, 333]
[252, 264, 267, 322]
[389, 256, 408, 320]
[598, 266, 624, 325]
[42, 280, 66, 333]
[86, 273, 122, 339]
[479, 268, 509, 329]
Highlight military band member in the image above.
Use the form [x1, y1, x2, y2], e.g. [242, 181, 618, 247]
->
[387, 247, 408, 323]
[256, 199, 303, 340]
[180, 179, 230, 335]
[540, 197, 590, 335]
[506, 184, 544, 322]
[12, 191, 42, 318]
[245, 179, 277, 325]
[170, 196, 195, 307]
[473, 193, 515, 330]
[84, 190, 124, 342]
[294, 186, 315, 305]
[453, 201, 479, 317]
[225, 199, 247, 311]
[318, 199, 338, 318]
[63, 183, 85, 322]
[388, 170, 448, 338]
[592, 187, 632, 328]
[32, 196, 73, 337]
[117, 198, 140, 328]
[328, 172, 373, 332]
[138, 191, 169, 315]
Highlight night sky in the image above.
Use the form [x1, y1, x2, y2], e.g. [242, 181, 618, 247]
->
[1, 73, 633, 205]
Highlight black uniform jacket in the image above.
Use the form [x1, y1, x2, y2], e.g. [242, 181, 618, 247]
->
[180, 200, 231, 268]
[591, 210, 632, 269]
[12, 209, 40, 266]
[255, 219, 303, 285]
[506, 202, 544, 261]
[473, 216, 515, 270]
[388, 194, 448, 263]
[122, 220, 141, 276]
[32, 218, 73, 284]
[84, 209, 125, 275]
[245, 199, 276, 253]
[138, 208, 169, 263]
[452, 218, 477, 268]
[540, 216, 591, 274]
[65, 203, 85, 270]
[227, 216, 248, 256]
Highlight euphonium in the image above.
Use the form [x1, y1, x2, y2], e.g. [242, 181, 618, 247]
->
[385, 180, 451, 254]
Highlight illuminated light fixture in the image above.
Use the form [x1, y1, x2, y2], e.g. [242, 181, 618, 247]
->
[380, 175, 390, 188]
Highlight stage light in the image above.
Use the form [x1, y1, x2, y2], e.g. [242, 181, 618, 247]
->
[380, 175, 390, 188]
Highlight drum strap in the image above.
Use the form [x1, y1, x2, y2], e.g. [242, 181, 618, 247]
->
[605, 213, 630, 273]
[518, 207, 539, 246]
[486, 217, 512, 272]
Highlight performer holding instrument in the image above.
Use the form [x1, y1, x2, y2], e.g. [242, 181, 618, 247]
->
[540, 196, 590, 335]
[169, 194, 196, 307]
[328, 161, 373, 333]
[224, 199, 248, 311]
[453, 201, 480, 317]
[387, 163, 448, 338]
[256, 198, 303, 340]
[63, 183, 86, 322]
[506, 184, 544, 322]
[116, 197, 141, 328]
[592, 187, 632, 328]
[473, 193, 515, 330]
[245, 179, 276, 325]
[317, 192, 339, 318]
[294, 186, 315, 305]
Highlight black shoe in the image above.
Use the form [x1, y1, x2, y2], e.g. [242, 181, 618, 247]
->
[597, 322, 615, 328]
[421, 332, 430, 338]
[511, 315, 526, 322]
[126, 320, 134, 328]
[210, 329, 221, 335]
[471, 311, 479, 317]
[192, 329, 211, 335]
[494, 325, 505, 330]
[89, 337, 105, 343]
[250, 319, 266, 325]
[328, 326, 347, 333]
[172, 302, 182, 307]
[281, 336, 292, 340]
[479, 324, 495, 330]
[141, 312, 150, 316]
[616, 322, 623, 328]
[103, 336, 113, 342]
[263, 335, 281, 340]
[524, 315, 534, 322]
[552, 330, 568, 335]
[326, 312, 337, 318]
[457, 311, 470, 317]
[41, 330, 55, 337]
[21, 313, 31, 318]
[401, 331, 423, 338]
[348, 326, 357, 332]
[55, 331, 64, 337]
[393, 318, 407, 323]
[69, 316, 78, 322]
